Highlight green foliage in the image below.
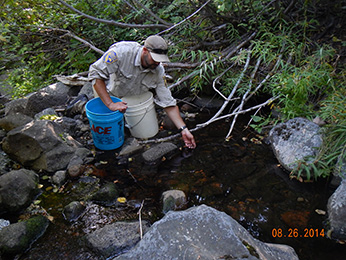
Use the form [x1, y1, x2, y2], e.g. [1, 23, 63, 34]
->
[190, 52, 219, 93]
[299, 85, 346, 180]
[1, 0, 344, 181]
[250, 114, 278, 134]
[5, 66, 44, 98]
[267, 45, 336, 120]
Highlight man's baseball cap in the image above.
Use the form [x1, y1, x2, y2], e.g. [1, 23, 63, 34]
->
[144, 35, 170, 63]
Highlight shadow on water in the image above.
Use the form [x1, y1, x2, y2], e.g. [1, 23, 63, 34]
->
[15, 115, 346, 260]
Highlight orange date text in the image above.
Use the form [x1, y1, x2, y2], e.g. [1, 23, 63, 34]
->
[271, 228, 325, 238]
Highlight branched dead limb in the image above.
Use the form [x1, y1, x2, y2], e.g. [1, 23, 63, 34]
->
[138, 132, 182, 144]
[245, 55, 282, 102]
[164, 62, 200, 69]
[212, 64, 235, 100]
[226, 56, 261, 138]
[29, 27, 105, 55]
[138, 96, 278, 145]
[196, 96, 279, 128]
[57, 0, 168, 29]
[208, 48, 252, 124]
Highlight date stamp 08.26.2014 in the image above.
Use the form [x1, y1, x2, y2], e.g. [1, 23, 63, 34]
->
[271, 228, 325, 238]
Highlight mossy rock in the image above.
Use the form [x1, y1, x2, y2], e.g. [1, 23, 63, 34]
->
[0, 215, 49, 256]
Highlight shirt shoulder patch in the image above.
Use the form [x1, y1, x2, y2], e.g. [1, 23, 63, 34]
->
[103, 51, 118, 64]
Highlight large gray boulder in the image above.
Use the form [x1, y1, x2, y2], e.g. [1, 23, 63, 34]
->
[2, 120, 83, 172]
[268, 117, 323, 172]
[4, 82, 77, 118]
[327, 179, 346, 240]
[113, 205, 298, 260]
[25, 82, 77, 117]
[0, 169, 39, 214]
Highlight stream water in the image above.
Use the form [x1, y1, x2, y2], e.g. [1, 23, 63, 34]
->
[14, 113, 346, 260]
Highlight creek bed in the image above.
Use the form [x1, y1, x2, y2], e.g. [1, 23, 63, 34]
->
[16, 115, 346, 260]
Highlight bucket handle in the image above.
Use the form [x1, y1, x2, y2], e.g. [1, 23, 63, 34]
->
[125, 105, 151, 130]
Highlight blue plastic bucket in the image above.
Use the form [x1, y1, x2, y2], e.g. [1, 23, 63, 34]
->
[85, 97, 124, 150]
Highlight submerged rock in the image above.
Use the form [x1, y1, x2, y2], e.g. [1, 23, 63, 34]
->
[162, 189, 187, 214]
[0, 215, 49, 256]
[63, 201, 86, 222]
[142, 142, 178, 163]
[118, 138, 143, 157]
[91, 182, 119, 206]
[67, 148, 91, 178]
[51, 170, 67, 187]
[113, 205, 298, 260]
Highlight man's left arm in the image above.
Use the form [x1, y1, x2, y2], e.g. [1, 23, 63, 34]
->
[153, 67, 196, 148]
[164, 106, 196, 149]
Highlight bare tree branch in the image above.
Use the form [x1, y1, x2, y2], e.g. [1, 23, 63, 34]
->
[57, 0, 169, 29]
[126, 0, 172, 26]
[211, 63, 235, 100]
[168, 71, 199, 90]
[198, 96, 279, 127]
[167, 31, 257, 91]
[245, 55, 282, 102]
[226, 55, 260, 138]
[158, 0, 212, 35]
[164, 62, 200, 69]
[59, 29, 105, 55]
[207, 48, 252, 125]
[222, 31, 257, 61]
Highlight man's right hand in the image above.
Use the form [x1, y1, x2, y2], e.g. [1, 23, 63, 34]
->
[93, 79, 127, 112]
[108, 101, 128, 113]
